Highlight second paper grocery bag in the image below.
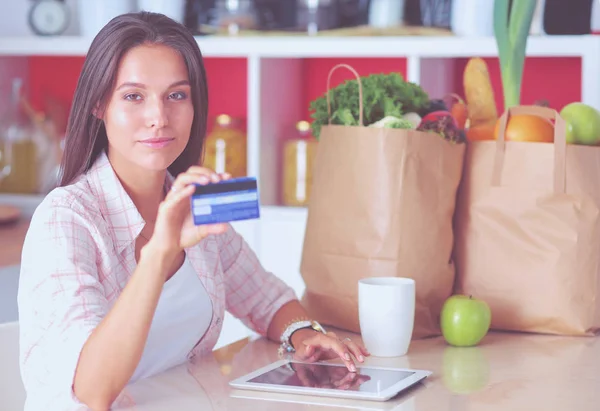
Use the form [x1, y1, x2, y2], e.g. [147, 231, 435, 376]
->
[454, 105, 600, 336]
[299, 64, 466, 339]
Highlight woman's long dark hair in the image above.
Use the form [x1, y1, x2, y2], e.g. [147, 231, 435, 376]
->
[59, 12, 208, 186]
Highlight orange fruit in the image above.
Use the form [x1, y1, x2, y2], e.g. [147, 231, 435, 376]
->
[451, 101, 468, 130]
[494, 114, 554, 143]
[467, 120, 496, 141]
[446, 93, 469, 130]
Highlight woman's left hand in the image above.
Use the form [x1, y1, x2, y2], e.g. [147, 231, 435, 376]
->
[290, 329, 370, 372]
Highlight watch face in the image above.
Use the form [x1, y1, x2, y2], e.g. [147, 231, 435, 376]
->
[29, 0, 69, 36]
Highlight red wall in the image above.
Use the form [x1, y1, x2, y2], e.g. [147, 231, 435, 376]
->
[28, 56, 84, 115]
[302, 57, 408, 120]
[26, 55, 581, 135]
[27, 56, 248, 134]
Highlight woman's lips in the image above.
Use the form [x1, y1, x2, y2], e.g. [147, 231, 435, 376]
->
[139, 137, 175, 149]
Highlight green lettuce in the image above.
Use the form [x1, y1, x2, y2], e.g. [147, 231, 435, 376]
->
[309, 72, 430, 139]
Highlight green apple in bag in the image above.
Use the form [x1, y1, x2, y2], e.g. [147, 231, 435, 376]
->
[560, 102, 600, 145]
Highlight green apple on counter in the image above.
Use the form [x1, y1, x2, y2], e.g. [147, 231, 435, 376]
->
[560, 102, 600, 145]
[440, 294, 491, 347]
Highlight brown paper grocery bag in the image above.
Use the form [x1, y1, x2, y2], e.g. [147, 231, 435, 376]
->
[454, 105, 600, 336]
[299, 64, 466, 339]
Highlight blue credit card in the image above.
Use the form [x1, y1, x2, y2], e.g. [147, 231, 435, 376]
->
[190, 177, 260, 225]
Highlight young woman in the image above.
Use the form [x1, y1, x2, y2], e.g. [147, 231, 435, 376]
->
[17, 11, 368, 411]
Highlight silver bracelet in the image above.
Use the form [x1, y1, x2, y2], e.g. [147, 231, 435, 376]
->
[278, 320, 327, 357]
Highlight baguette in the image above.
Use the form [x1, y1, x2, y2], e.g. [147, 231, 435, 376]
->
[463, 57, 498, 126]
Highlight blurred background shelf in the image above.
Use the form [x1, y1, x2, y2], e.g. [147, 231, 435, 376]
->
[0, 34, 596, 58]
[0, 33, 595, 298]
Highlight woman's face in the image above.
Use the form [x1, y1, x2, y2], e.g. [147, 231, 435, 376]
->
[103, 43, 194, 173]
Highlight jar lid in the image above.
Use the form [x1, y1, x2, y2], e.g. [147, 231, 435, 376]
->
[296, 120, 310, 132]
[216, 114, 232, 126]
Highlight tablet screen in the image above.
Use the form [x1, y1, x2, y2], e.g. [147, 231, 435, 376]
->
[248, 362, 415, 393]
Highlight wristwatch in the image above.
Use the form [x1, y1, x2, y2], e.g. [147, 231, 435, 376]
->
[278, 320, 327, 357]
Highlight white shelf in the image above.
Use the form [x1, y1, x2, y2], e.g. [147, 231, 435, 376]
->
[0, 34, 597, 58]
[2, 34, 599, 204]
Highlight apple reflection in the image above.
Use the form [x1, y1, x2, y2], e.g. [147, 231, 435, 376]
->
[441, 346, 490, 395]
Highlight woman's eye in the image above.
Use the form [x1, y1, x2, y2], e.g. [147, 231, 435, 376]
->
[169, 91, 187, 100]
[124, 93, 142, 101]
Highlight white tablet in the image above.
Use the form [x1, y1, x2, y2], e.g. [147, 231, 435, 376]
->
[229, 359, 432, 402]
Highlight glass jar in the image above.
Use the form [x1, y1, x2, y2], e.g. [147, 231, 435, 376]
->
[297, 0, 337, 35]
[212, 0, 257, 35]
[282, 120, 318, 207]
[203, 114, 247, 178]
[0, 78, 37, 194]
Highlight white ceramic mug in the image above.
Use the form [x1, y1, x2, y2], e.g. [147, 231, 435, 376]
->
[358, 277, 415, 357]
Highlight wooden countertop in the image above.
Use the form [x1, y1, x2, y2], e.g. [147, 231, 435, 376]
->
[0, 219, 30, 267]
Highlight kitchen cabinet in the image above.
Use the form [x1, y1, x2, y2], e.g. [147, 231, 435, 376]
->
[0, 35, 595, 207]
[1, 33, 599, 347]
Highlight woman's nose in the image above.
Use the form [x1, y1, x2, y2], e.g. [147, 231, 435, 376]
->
[145, 99, 168, 129]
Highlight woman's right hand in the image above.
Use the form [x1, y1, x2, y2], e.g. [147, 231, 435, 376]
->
[148, 166, 229, 261]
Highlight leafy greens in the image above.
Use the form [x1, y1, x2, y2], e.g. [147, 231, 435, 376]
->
[309, 72, 430, 139]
